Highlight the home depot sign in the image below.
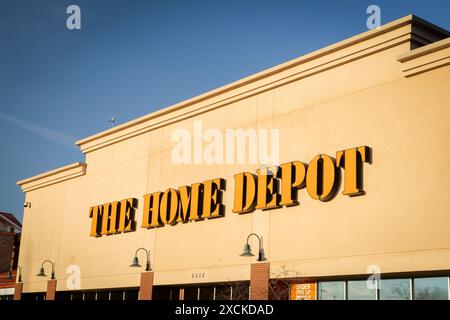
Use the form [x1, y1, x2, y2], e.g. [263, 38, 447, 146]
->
[89, 146, 371, 237]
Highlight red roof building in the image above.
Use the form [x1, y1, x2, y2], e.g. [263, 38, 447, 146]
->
[0, 212, 21, 300]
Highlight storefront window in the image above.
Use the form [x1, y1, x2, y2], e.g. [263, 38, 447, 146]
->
[380, 279, 410, 300]
[152, 286, 173, 300]
[318, 281, 345, 300]
[199, 286, 215, 300]
[22, 292, 44, 301]
[414, 277, 449, 300]
[55, 291, 72, 300]
[96, 290, 110, 300]
[83, 291, 96, 301]
[124, 289, 139, 300]
[215, 285, 231, 300]
[347, 280, 376, 300]
[170, 287, 181, 300]
[72, 292, 83, 300]
[109, 290, 124, 300]
[270, 280, 289, 300]
[184, 287, 199, 300]
[231, 283, 249, 300]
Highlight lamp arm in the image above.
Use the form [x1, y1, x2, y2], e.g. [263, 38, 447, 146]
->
[41, 260, 56, 279]
[135, 248, 150, 263]
[42, 260, 55, 271]
[246, 233, 262, 250]
[135, 247, 151, 271]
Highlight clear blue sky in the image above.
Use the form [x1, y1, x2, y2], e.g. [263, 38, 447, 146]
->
[1, 0, 449, 222]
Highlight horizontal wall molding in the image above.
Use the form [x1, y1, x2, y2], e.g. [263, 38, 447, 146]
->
[17, 162, 87, 192]
[397, 37, 450, 77]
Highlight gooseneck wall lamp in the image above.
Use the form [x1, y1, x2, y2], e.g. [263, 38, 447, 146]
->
[130, 248, 151, 271]
[36, 260, 56, 280]
[240, 233, 266, 262]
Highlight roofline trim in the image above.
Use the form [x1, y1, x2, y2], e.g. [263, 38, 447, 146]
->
[17, 162, 87, 193]
[397, 36, 450, 62]
[76, 15, 437, 150]
[397, 37, 450, 77]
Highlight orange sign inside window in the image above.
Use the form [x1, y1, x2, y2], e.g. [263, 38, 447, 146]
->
[290, 283, 317, 300]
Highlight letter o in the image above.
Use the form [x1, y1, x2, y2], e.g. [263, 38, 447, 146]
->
[306, 154, 340, 201]
[160, 188, 179, 225]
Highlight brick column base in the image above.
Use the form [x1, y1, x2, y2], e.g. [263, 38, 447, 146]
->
[250, 262, 270, 300]
[139, 271, 154, 300]
[14, 282, 23, 300]
[46, 280, 57, 300]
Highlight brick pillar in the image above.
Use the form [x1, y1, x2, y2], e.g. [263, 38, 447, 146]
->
[14, 282, 23, 300]
[139, 271, 154, 300]
[46, 280, 57, 300]
[250, 262, 270, 300]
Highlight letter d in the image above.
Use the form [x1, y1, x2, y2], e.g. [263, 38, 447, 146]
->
[232, 172, 257, 214]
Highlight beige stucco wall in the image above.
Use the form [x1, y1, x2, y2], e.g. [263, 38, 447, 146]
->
[17, 16, 450, 293]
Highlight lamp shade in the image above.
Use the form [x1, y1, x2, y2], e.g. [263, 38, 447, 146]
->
[240, 243, 254, 257]
[129, 256, 141, 267]
[36, 267, 47, 277]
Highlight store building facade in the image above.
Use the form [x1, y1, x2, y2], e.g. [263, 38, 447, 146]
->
[15, 15, 450, 300]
